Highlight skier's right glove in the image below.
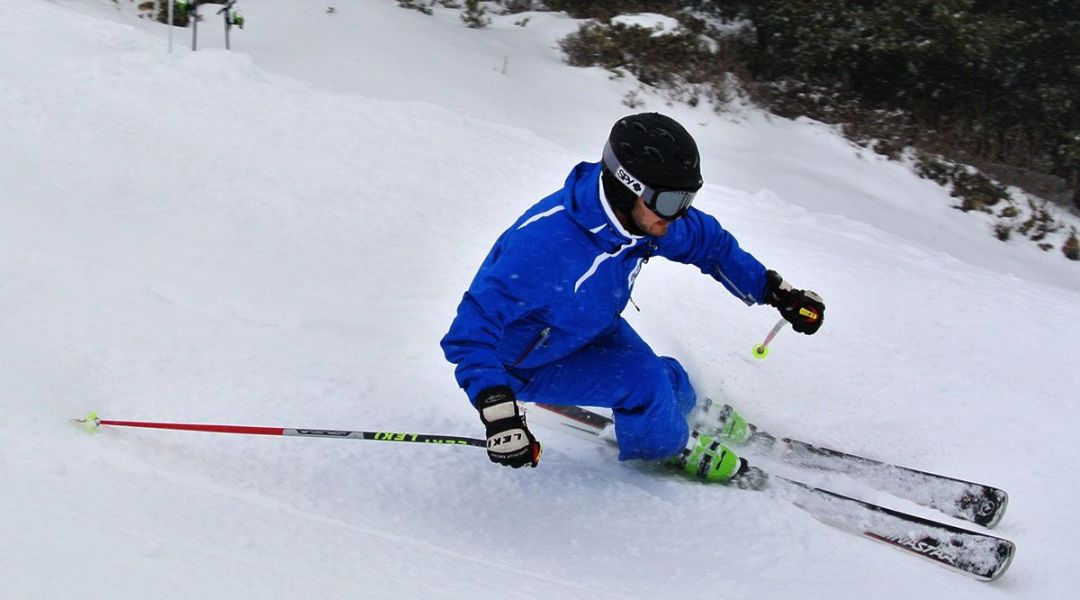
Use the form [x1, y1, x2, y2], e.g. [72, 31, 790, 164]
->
[476, 386, 542, 469]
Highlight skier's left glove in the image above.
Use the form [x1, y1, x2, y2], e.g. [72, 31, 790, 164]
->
[476, 386, 542, 469]
[765, 270, 825, 335]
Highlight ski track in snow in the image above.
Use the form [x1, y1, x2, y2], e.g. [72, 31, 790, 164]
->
[2, 0, 1078, 598]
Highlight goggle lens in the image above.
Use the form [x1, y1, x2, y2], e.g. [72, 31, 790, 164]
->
[650, 189, 696, 219]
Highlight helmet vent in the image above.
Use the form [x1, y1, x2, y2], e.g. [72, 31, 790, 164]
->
[655, 128, 676, 143]
[675, 152, 697, 168]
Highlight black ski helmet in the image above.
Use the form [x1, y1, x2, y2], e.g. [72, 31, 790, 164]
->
[601, 112, 703, 214]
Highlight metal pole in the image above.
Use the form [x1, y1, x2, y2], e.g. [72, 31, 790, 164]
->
[192, 3, 198, 51]
[167, 0, 173, 53]
[218, 1, 235, 51]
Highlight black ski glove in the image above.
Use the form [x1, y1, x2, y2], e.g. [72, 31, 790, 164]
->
[476, 386, 542, 469]
[765, 270, 825, 335]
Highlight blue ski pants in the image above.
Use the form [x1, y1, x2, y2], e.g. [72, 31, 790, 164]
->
[508, 319, 696, 461]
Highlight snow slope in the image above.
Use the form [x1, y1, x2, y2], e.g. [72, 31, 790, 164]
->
[2, 1, 1078, 598]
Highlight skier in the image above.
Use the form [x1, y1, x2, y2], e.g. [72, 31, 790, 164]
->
[441, 113, 824, 486]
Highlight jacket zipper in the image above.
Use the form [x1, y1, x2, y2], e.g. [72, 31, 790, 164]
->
[512, 327, 551, 366]
[628, 243, 654, 312]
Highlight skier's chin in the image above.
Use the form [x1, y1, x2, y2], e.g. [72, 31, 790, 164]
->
[647, 222, 670, 237]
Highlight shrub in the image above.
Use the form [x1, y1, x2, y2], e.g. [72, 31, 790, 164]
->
[559, 17, 735, 108]
[398, 1, 433, 16]
[550, 1, 1079, 256]
[708, 1, 1080, 212]
[994, 224, 1011, 241]
[1064, 232, 1080, 260]
[461, 0, 491, 28]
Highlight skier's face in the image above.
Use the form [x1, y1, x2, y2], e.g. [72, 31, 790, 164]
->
[631, 196, 671, 237]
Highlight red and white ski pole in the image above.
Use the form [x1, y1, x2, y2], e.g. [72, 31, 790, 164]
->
[73, 412, 486, 448]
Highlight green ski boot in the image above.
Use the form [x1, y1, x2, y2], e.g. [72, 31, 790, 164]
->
[672, 431, 768, 490]
[693, 400, 776, 450]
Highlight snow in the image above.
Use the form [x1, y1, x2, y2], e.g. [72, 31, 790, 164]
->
[611, 13, 681, 35]
[2, 0, 1078, 597]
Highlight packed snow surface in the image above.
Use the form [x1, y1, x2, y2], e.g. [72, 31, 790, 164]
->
[2, 1, 1078, 598]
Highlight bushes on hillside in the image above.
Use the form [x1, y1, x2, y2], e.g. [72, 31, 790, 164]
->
[560, 15, 738, 107]
[701, 0, 1080, 211]
[549, 0, 1079, 257]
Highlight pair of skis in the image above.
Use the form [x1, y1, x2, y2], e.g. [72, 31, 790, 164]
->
[533, 402, 1015, 582]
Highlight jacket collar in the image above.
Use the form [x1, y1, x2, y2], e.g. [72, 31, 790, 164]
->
[563, 161, 642, 253]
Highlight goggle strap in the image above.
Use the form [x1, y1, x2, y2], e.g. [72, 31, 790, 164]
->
[602, 142, 655, 200]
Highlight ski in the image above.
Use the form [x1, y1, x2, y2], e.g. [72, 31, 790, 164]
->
[540, 401, 1008, 528]
[697, 400, 1009, 528]
[532, 402, 1015, 581]
[774, 476, 1014, 581]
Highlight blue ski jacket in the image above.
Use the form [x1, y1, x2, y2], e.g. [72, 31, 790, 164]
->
[442, 161, 770, 405]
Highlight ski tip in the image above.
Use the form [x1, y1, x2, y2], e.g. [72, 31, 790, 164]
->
[982, 490, 1010, 529]
[983, 539, 1016, 582]
[72, 411, 101, 434]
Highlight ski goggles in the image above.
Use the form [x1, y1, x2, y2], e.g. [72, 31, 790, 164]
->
[602, 142, 700, 220]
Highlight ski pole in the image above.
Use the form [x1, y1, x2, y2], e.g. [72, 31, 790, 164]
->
[752, 318, 788, 359]
[72, 412, 486, 448]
